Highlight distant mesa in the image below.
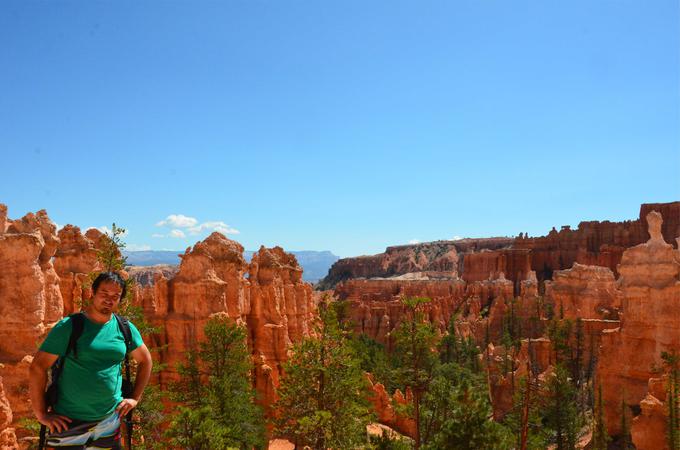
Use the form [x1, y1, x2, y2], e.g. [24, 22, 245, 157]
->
[123, 249, 339, 283]
[318, 201, 680, 290]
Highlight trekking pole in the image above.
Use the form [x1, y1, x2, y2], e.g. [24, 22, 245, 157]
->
[125, 411, 133, 450]
[38, 424, 47, 450]
[124, 358, 133, 449]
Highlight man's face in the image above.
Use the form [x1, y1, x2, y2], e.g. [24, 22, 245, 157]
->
[92, 281, 123, 315]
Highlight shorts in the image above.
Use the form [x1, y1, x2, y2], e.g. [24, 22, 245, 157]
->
[46, 412, 121, 449]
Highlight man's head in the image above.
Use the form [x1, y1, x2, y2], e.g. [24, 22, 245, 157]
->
[91, 272, 126, 315]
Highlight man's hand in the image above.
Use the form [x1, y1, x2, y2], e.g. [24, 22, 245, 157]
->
[115, 398, 138, 418]
[36, 412, 72, 434]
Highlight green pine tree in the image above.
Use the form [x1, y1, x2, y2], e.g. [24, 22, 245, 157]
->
[546, 319, 573, 368]
[166, 315, 266, 449]
[350, 333, 401, 394]
[591, 383, 610, 450]
[539, 364, 582, 450]
[663, 351, 680, 450]
[273, 303, 373, 450]
[503, 374, 549, 450]
[392, 296, 438, 450]
[420, 363, 513, 450]
[439, 316, 481, 373]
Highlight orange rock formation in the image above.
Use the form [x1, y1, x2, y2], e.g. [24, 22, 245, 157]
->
[367, 375, 416, 438]
[0, 204, 317, 441]
[0, 376, 18, 450]
[598, 210, 680, 445]
[0, 207, 63, 430]
[546, 263, 620, 321]
[134, 234, 316, 409]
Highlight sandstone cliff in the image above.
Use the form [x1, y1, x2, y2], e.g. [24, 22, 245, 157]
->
[321, 202, 680, 292]
[0, 375, 18, 450]
[128, 234, 316, 411]
[597, 210, 680, 443]
[319, 238, 514, 289]
[0, 206, 63, 428]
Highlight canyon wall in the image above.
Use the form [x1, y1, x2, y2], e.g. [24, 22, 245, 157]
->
[321, 202, 680, 291]
[0, 208, 63, 424]
[597, 211, 680, 446]
[319, 238, 514, 289]
[0, 207, 65, 447]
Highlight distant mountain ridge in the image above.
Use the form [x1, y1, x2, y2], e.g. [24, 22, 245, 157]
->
[123, 249, 339, 282]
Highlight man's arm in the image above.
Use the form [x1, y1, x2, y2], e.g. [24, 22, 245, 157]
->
[28, 351, 72, 433]
[115, 343, 153, 418]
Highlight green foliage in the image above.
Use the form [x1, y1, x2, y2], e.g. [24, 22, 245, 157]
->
[539, 364, 582, 450]
[166, 406, 240, 450]
[591, 383, 610, 450]
[663, 351, 680, 450]
[273, 304, 373, 450]
[18, 418, 41, 450]
[501, 297, 523, 349]
[420, 363, 513, 450]
[368, 431, 412, 450]
[393, 297, 438, 395]
[97, 223, 128, 273]
[572, 318, 584, 385]
[393, 301, 513, 450]
[503, 375, 550, 450]
[166, 316, 266, 450]
[133, 379, 166, 449]
[439, 317, 481, 373]
[392, 296, 437, 449]
[547, 319, 573, 367]
[350, 333, 401, 393]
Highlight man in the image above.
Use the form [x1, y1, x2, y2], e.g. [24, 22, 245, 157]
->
[29, 272, 153, 449]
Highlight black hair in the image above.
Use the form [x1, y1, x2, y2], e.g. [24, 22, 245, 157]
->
[92, 271, 127, 300]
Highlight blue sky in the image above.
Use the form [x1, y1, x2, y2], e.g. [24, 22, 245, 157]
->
[1, 1, 678, 257]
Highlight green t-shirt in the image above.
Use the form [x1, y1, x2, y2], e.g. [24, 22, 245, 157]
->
[39, 314, 144, 421]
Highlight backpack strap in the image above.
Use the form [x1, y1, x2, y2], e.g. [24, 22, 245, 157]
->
[50, 312, 85, 384]
[113, 314, 134, 450]
[66, 312, 85, 359]
[113, 314, 133, 354]
[113, 313, 133, 390]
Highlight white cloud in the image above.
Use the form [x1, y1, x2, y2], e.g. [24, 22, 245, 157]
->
[452, 235, 462, 240]
[188, 221, 240, 235]
[152, 230, 189, 239]
[126, 244, 152, 251]
[156, 214, 198, 228]
[168, 229, 186, 238]
[408, 239, 420, 244]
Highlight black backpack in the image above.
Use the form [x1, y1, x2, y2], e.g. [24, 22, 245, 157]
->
[39, 312, 134, 449]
